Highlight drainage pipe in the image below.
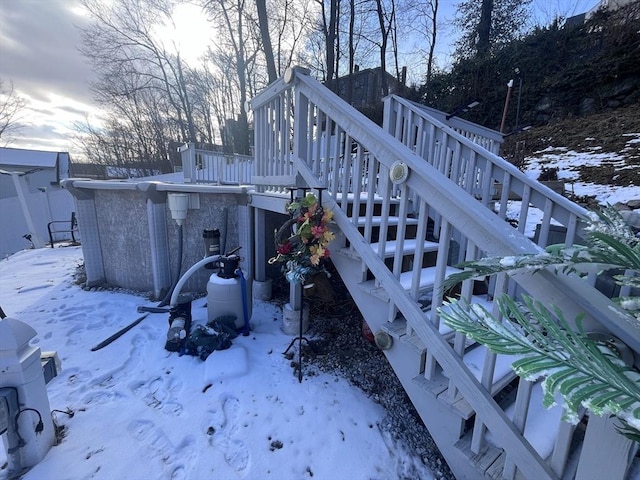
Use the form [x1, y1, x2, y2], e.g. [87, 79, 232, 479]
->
[169, 255, 222, 307]
[237, 268, 250, 336]
[158, 224, 184, 307]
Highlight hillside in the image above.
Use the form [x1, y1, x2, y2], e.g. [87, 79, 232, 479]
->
[501, 104, 640, 208]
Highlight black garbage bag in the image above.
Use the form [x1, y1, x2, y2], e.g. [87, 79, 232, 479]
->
[184, 316, 238, 361]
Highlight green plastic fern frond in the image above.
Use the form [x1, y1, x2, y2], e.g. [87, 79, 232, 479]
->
[439, 294, 640, 432]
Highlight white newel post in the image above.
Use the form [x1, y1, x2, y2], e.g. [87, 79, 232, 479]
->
[0, 317, 55, 474]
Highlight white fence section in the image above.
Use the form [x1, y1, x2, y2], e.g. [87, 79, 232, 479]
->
[0, 188, 76, 258]
[179, 143, 254, 185]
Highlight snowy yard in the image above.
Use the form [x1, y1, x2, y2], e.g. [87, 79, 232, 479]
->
[0, 247, 432, 480]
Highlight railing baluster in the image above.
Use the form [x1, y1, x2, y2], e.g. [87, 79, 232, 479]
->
[498, 171, 512, 220]
[279, 93, 287, 177]
[502, 379, 534, 478]
[351, 142, 364, 227]
[536, 198, 555, 247]
[341, 135, 352, 214]
[425, 219, 452, 380]
[363, 155, 377, 245]
[518, 185, 532, 235]
[388, 183, 410, 322]
[322, 113, 332, 185]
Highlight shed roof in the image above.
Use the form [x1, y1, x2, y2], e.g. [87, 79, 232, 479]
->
[0, 147, 67, 169]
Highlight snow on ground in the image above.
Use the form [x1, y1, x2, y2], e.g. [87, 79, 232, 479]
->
[523, 145, 640, 206]
[498, 137, 640, 237]
[0, 247, 433, 480]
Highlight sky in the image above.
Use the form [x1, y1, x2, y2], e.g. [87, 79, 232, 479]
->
[0, 246, 436, 480]
[0, 0, 598, 158]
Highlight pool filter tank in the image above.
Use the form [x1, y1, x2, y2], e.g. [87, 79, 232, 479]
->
[206, 254, 252, 333]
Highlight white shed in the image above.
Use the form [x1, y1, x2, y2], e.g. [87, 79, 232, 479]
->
[0, 147, 70, 199]
[0, 147, 74, 256]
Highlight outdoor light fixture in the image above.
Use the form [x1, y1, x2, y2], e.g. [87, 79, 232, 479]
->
[445, 100, 480, 121]
[389, 161, 409, 185]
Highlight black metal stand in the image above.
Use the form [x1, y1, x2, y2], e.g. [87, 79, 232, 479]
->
[282, 285, 312, 383]
[281, 186, 326, 383]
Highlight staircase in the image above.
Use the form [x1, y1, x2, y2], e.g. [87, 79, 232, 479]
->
[249, 67, 640, 480]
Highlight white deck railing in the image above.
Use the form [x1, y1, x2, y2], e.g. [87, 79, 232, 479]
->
[249, 67, 639, 480]
[383, 95, 587, 249]
[180, 143, 254, 185]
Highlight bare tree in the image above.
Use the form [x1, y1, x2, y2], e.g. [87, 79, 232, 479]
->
[373, 0, 395, 95]
[203, 0, 263, 154]
[0, 79, 27, 145]
[272, 0, 316, 75]
[454, 0, 533, 59]
[80, 0, 198, 143]
[315, 0, 340, 85]
[409, 0, 439, 88]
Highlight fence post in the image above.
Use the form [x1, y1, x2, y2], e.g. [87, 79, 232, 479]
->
[179, 143, 196, 183]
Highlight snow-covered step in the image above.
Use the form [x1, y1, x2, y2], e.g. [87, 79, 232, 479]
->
[350, 215, 420, 227]
[413, 370, 450, 398]
[334, 192, 401, 204]
[359, 266, 462, 302]
[442, 344, 521, 420]
[430, 295, 495, 336]
[485, 382, 565, 461]
[338, 238, 439, 260]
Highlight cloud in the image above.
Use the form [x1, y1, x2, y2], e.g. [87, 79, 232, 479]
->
[0, 0, 96, 153]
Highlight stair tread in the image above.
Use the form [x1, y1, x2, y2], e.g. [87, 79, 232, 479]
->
[429, 295, 494, 336]
[413, 372, 449, 398]
[380, 318, 409, 339]
[485, 381, 565, 460]
[351, 216, 419, 227]
[455, 431, 504, 475]
[334, 192, 400, 204]
[359, 266, 462, 302]
[338, 239, 439, 260]
[381, 315, 457, 340]
[440, 343, 520, 420]
[371, 239, 439, 255]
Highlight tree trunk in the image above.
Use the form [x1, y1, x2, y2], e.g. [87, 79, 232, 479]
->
[426, 0, 438, 92]
[477, 0, 493, 58]
[327, 0, 338, 86]
[348, 0, 355, 104]
[256, 0, 277, 83]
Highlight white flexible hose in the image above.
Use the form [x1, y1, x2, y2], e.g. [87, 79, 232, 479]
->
[169, 255, 221, 307]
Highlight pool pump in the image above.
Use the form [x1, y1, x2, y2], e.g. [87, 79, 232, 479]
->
[164, 294, 192, 352]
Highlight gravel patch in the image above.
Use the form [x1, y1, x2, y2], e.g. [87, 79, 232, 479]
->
[270, 268, 456, 480]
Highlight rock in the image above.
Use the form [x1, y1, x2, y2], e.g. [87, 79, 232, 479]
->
[619, 210, 640, 231]
[535, 96, 552, 112]
[580, 98, 597, 115]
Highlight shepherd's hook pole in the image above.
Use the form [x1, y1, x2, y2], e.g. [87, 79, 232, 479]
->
[500, 79, 514, 134]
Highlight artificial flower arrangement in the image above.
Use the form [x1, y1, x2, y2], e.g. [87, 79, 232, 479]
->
[269, 192, 335, 284]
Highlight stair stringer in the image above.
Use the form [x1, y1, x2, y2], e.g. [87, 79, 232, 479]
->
[331, 248, 486, 480]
